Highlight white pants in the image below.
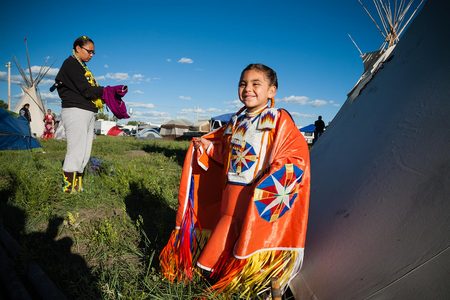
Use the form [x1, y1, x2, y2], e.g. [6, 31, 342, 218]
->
[62, 107, 95, 173]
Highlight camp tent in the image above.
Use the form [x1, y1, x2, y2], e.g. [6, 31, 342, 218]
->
[299, 124, 315, 133]
[190, 120, 210, 133]
[291, 1, 450, 299]
[107, 126, 124, 136]
[299, 124, 315, 144]
[160, 119, 192, 138]
[0, 108, 40, 150]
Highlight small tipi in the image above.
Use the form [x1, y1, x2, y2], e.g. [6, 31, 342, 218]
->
[13, 40, 52, 137]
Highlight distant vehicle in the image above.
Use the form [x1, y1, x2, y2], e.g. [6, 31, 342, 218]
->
[120, 125, 138, 136]
[176, 131, 204, 141]
[136, 127, 162, 139]
[95, 120, 116, 135]
[210, 113, 234, 131]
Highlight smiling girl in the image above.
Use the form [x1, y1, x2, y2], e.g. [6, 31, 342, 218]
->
[161, 64, 311, 298]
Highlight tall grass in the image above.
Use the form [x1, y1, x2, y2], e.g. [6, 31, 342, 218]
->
[0, 136, 219, 299]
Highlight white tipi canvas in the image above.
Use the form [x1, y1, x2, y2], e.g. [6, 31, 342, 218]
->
[291, 0, 450, 299]
[14, 82, 46, 137]
[13, 49, 51, 138]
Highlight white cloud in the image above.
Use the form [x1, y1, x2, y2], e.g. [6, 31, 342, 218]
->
[179, 95, 191, 100]
[131, 73, 151, 83]
[132, 74, 144, 81]
[225, 99, 242, 109]
[106, 72, 129, 80]
[130, 110, 171, 126]
[181, 107, 205, 113]
[178, 57, 193, 64]
[166, 58, 172, 63]
[279, 95, 309, 105]
[10, 75, 25, 84]
[132, 110, 169, 117]
[40, 91, 61, 100]
[133, 90, 144, 94]
[104, 64, 109, 68]
[206, 107, 222, 113]
[309, 99, 328, 107]
[279, 95, 333, 107]
[290, 111, 316, 119]
[40, 79, 56, 85]
[29, 65, 59, 77]
[127, 101, 155, 109]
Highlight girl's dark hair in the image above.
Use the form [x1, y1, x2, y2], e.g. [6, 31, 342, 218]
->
[240, 63, 278, 88]
[73, 36, 94, 50]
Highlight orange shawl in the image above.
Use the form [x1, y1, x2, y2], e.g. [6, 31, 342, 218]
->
[160, 109, 310, 296]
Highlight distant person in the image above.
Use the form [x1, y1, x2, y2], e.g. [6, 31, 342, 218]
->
[160, 63, 311, 298]
[42, 108, 55, 139]
[53, 36, 106, 193]
[314, 115, 325, 143]
[19, 103, 31, 122]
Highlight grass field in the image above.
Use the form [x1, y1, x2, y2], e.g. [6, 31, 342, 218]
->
[0, 136, 219, 299]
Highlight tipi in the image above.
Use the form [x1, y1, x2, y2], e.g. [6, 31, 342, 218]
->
[291, 1, 450, 299]
[348, 0, 425, 101]
[13, 40, 52, 137]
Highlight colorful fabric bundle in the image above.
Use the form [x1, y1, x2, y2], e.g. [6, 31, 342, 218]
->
[160, 107, 310, 298]
[102, 85, 130, 119]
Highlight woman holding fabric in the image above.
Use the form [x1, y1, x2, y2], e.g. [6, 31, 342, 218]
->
[54, 36, 104, 193]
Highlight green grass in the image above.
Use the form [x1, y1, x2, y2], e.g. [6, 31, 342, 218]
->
[0, 136, 220, 299]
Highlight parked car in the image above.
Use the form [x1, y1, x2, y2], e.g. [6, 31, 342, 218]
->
[136, 128, 162, 139]
[176, 131, 204, 141]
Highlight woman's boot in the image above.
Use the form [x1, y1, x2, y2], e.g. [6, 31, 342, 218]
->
[62, 171, 77, 193]
[75, 172, 84, 192]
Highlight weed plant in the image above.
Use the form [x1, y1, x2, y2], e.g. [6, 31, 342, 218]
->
[0, 136, 221, 299]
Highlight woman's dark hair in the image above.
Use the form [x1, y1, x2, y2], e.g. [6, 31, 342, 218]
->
[73, 36, 94, 50]
[240, 63, 278, 88]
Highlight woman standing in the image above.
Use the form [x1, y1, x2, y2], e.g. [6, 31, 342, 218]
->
[54, 36, 104, 193]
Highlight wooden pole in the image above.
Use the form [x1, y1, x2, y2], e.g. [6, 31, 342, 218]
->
[271, 276, 282, 300]
[5, 61, 11, 110]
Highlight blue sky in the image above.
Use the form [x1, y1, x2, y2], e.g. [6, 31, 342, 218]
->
[0, 0, 386, 126]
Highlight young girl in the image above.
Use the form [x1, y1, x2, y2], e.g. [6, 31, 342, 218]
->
[160, 64, 310, 298]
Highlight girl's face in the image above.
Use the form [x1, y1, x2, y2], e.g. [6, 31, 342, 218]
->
[238, 69, 276, 113]
[75, 42, 95, 62]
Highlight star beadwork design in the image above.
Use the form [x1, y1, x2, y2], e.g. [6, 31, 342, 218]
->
[230, 143, 257, 174]
[254, 164, 304, 222]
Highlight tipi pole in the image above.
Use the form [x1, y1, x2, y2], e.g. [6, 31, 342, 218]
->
[24, 37, 33, 85]
[348, 34, 363, 57]
[358, 0, 386, 38]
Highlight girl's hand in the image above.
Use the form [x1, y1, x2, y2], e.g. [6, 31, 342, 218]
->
[193, 137, 211, 150]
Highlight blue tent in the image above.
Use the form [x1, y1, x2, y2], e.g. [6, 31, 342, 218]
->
[300, 124, 315, 133]
[0, 108, 41, 150]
